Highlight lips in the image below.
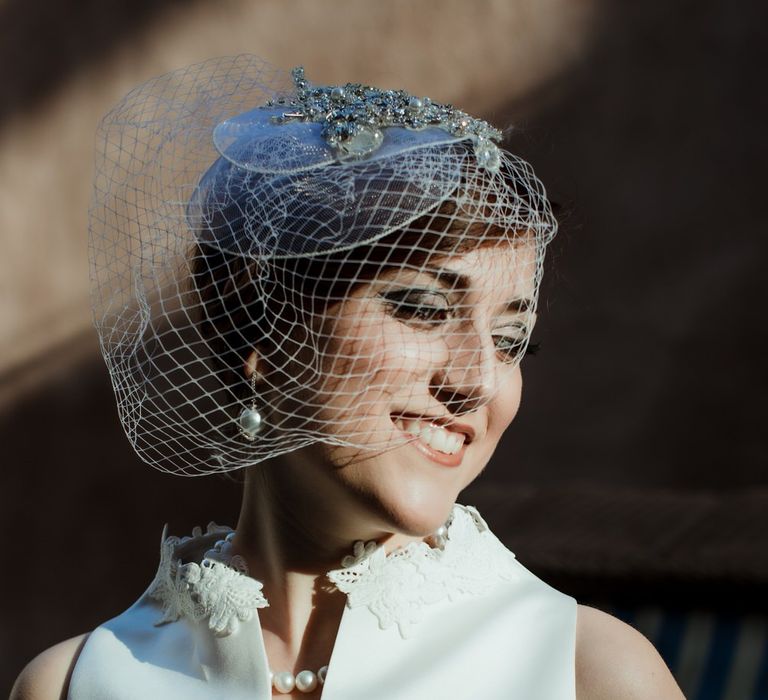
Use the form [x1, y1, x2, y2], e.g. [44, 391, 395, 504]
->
[390, 413, 475, 465]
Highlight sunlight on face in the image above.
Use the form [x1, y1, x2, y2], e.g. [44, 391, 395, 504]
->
[280, 241, 539, 535]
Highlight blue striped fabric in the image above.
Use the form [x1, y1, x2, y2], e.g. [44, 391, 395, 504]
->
[607, 606, 768, 700]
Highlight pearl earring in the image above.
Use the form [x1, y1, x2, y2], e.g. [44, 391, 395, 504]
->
[238, 369, 264, 440]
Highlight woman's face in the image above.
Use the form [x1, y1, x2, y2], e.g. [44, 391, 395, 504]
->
[264, 241, 538, 538]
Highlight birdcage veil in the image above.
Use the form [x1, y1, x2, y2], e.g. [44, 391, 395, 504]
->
[89, 55, 557, 476]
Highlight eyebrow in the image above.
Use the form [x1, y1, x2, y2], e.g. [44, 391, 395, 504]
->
[422, 265, 469, 291]
[421, 265, 534, 314]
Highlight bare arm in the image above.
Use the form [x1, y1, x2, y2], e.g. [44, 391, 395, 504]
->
[575, 605, 685, 700]
[9, 634, 88, 700]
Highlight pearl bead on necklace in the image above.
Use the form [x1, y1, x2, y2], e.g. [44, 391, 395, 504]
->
[271, 665, 328, 694]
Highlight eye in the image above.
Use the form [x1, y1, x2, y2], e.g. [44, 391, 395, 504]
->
[379, 288, 452, 324]
[493, 324, 535, 362]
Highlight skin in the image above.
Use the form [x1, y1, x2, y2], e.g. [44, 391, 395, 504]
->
[235, 243, 536, 686]
[11, 242, 685, 699]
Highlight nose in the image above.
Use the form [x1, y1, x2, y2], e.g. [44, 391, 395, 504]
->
[429, 323, 499, 415]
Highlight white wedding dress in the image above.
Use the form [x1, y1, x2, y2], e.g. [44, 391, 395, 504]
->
[68, 504, 577, 699]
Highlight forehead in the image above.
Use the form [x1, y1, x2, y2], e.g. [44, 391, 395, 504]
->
[440, 241, 537, 293]
[379, 240, 539, 300]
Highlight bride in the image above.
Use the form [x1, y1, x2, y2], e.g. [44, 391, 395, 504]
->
[12, 57, 684, 699]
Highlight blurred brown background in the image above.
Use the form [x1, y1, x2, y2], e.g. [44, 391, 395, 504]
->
[1, 0, 766, 697]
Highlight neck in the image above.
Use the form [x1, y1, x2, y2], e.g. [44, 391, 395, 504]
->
[232, 448, 425, 655]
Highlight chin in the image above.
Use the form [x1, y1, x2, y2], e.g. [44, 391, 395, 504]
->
[385, 500, 456, 538]
[319, 430, 487, 539]
[364, 461, 468, 538]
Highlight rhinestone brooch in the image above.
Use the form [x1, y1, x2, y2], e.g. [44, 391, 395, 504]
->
[265, 67, 502, 170]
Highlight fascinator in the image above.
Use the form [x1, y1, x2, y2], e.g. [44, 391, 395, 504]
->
[89, 55, 556, 475]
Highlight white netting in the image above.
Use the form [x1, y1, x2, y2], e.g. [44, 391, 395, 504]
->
[89, 55, 557, 475]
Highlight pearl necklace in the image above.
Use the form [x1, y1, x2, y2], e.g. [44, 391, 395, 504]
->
[207, 521, 452, 694]
[270, 666, 328, 694]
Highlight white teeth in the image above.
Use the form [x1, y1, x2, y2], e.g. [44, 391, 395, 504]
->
[394, 418, 466, 455]
[431, 429, 451, 453]
[405, 419, 422, 435]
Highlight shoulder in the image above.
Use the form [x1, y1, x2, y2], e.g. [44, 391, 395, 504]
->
[575, 604, 685, 700]
[10, 634, 89, 700]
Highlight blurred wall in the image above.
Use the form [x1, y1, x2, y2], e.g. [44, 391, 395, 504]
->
[489, 1, 768, 491]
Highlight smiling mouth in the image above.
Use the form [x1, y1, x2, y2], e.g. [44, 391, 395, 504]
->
[390, 414, 473, 456]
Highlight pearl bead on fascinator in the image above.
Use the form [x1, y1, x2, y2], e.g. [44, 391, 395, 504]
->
[89, 55, 557, 475]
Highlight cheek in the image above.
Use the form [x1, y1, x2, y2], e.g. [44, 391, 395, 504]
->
[487, 367, 523, 441]
[457, 369, 521, 487]
[320, 316, 446, 400]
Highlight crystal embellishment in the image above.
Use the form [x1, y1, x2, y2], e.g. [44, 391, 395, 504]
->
[266, 67, 503, 170]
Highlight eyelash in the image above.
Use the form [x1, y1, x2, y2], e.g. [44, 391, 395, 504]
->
[379, 289, 539, 361]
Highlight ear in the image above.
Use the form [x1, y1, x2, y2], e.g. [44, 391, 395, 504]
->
[243, 350, 266, 381]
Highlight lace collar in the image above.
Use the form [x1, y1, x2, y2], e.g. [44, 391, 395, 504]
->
[148, 504, 520, 640]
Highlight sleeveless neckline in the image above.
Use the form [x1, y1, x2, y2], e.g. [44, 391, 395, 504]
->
[70, 502, 578, 699]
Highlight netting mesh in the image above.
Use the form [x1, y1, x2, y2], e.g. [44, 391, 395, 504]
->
[89, 55, 557, 475]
